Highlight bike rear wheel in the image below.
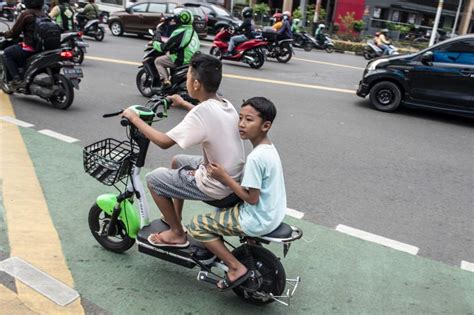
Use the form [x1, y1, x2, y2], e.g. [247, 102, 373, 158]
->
[136, 68, 155, 97]
[276, 43, 292, 63]
[49, 74, 74, 110]
[232, 245, 286, 305]
[88, 203, 135, 253]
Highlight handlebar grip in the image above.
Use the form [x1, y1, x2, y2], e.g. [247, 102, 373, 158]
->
[120, 117, 130, 126]
[103, 110, 123, 118]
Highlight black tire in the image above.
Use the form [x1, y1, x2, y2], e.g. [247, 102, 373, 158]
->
[276, 43, 292, 63]
[231, 245, 286, 305]
[369, 81, 402, 112]
[136, 68, 155, 97]
[325, 45, 335, 53]
[247, 50, 265, 69]
[303, 42, 313, 52]
[49, 74, 74, 110]
[88, 203, 135, 253]
[209, 47, 222, 60]
[95, 27, 105, 41]
[363, 49, 373, 60]
[110, 21, 123, 36]
[73, 47, 84, 64]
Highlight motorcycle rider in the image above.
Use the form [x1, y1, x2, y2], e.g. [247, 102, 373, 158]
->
[75, 0, 99, 30]
[277, 10, 292, 40]
[49, 0, 74, 31]
[315, 23, 326, 46]
[153, 9, 199, 90]
[0, 0, 45, 86]
[376, 28, 392, 55]
[271, 12, 282, 32]
[224, 6, 254, 57]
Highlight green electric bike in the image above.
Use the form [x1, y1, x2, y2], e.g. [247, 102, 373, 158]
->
[83, 96, 302, 305]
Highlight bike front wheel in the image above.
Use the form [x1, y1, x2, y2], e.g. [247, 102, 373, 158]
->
[88, 203, 135, 253]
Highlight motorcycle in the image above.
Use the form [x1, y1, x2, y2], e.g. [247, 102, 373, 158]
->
[209, 25, 267, 69]
[0, 22, 83, 109]
[295, 32, 334, 53]
[363, 40, 398, 60]
[83, 96, 303, 306]
[260, 27, 293, 63]
[60, 31, 88, 64]
[136, 24, 193, 100]
[77, 19, 105, 42]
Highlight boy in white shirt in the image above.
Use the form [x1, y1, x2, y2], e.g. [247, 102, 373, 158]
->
[122, 52, 245, 247]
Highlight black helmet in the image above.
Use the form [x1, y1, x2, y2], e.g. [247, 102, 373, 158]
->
[24, 0, 44, 9]
[242, 7, 253, 18]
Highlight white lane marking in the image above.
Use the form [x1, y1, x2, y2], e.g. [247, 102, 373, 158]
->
[38, 129, 79, 143]
[286, 208, 304, 219]
[0, 116, 34, 128]
[461, 261, 474, 272]
[336, 224, 419, 255]
[293, 57, 365, 70]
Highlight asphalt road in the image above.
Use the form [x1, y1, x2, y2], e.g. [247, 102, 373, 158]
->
[7, 30, 474, 269]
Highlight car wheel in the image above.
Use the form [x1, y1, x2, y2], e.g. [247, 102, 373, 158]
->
[109, 21, 123, 36]
[369, 81, 402, 112]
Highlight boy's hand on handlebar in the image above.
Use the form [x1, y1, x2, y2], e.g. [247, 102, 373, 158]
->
[168, 94, 185, 108]
[207, 162, 228, 183]
[121, 108, 139, 122]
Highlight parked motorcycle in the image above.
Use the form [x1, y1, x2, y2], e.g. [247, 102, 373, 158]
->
[60, 31, 88, 64]
[260, 27, 293, 63]
[209, 25, 267, 69]
[83, 96, 303, 305]
[136, 24, 192, 100]
[0, 22, 83, 109]
[363, 40, 398, 60]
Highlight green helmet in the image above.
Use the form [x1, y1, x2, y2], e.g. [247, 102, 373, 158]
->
[177, 9, 194, 25]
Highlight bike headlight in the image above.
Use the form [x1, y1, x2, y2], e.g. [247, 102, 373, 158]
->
[367, 58, 388, 71]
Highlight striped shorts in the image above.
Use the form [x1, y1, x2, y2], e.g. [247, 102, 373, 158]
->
[146, 154, 213, 201]
[188, 204, 245, 242]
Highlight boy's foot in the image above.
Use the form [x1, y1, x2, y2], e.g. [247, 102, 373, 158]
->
[217, 268, 250, 292]
[147, 230, 188, 248]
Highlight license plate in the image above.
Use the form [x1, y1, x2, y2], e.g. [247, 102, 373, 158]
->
[63, 67, 83, 78]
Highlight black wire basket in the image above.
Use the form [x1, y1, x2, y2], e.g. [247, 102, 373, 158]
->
[83, 138, 138, 186]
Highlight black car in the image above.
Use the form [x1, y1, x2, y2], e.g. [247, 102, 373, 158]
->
[357, 34, 474, 118]
[190, 2, 241, 34]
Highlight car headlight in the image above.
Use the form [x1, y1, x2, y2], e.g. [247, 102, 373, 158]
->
[367, 58, 388, 71]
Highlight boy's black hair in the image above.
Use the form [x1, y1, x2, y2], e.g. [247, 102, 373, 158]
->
[242, 97, 277, 123]
[189, 52, 222, 93]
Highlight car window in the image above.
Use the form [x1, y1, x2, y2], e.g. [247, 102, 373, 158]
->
[211, 5, 230, 17]
[433, 39, 474, 65]
[201, 6, 212, 16]
[148, 3, 166, 13]
[184, 6, 204, 18]
[167, 3, 177, 13]
[131, 3, 148, 13]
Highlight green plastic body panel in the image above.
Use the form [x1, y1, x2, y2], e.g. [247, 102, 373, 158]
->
[96, 194, 140, 238]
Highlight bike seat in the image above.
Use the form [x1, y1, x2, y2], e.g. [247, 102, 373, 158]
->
[262, 222, 293, 238]
[204, 193, 241, 208]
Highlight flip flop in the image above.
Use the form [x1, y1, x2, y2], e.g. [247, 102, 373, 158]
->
[218, 270, 251, 292]
[147, 233, 190, 248]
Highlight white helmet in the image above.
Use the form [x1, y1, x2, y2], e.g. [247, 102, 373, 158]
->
[318, 23, 326, 29]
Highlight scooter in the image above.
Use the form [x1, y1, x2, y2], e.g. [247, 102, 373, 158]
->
[136, 23, 194, 101]
[60, 31, 88, 64]
[260, 27, 294, 63]
[210, 25, 267, 69]
[83, 97, 303, 306]
[0, 22, 83, 109]
[78, 19, 105, 41]
[363, 40, 398, 60]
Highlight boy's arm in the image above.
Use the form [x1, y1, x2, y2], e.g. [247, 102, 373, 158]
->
[207, 163, 260, 205]
[122, 109, 175, 149]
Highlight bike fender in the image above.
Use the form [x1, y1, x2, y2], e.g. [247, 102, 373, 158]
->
[96, 194, 141, 238]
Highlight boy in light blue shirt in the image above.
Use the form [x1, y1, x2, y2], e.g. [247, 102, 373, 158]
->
[188, 97, 287, 291]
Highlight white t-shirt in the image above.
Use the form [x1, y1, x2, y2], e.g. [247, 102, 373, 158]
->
[166, 98, 245, 199]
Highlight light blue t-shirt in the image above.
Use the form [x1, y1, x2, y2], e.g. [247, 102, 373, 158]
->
[239, 144, 287, 237]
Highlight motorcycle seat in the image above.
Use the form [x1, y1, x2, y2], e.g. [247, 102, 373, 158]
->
[262, 222, 293, 238]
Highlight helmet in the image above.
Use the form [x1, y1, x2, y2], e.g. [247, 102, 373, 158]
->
[381, 28, 389, 33]
[292, 18, 300, 25]
[176, 9, 194, 25]
[24, 0, 44, 9]
[273, 12, 282, 21]
[318, 23, 326, 29]
[242, 7, 253, 18]
[283, 10, 291, 19]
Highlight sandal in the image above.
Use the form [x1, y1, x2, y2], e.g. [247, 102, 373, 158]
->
[218, 270, 251, 292]
[147, 233, 190, 248]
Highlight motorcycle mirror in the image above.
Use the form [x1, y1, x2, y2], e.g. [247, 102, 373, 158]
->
[148, 29, 154, 36]
[421, 51, 434, 66]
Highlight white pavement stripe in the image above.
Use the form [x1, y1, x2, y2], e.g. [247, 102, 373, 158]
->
[461, 261, 474, 272]
[286, 208, 304, 219]
[0, 116, 34, 128]
[38, 129, 79, 143]
[336, 224, 419, 255]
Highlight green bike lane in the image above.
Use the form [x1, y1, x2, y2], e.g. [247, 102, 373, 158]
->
[1, 126, 473, 314]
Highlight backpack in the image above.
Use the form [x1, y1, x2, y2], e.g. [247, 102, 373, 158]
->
[33, 16, 62, 52]
[59, 4, 75, 31]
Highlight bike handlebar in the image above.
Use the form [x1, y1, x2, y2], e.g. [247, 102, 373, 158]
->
[102, 96, 170, 126]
